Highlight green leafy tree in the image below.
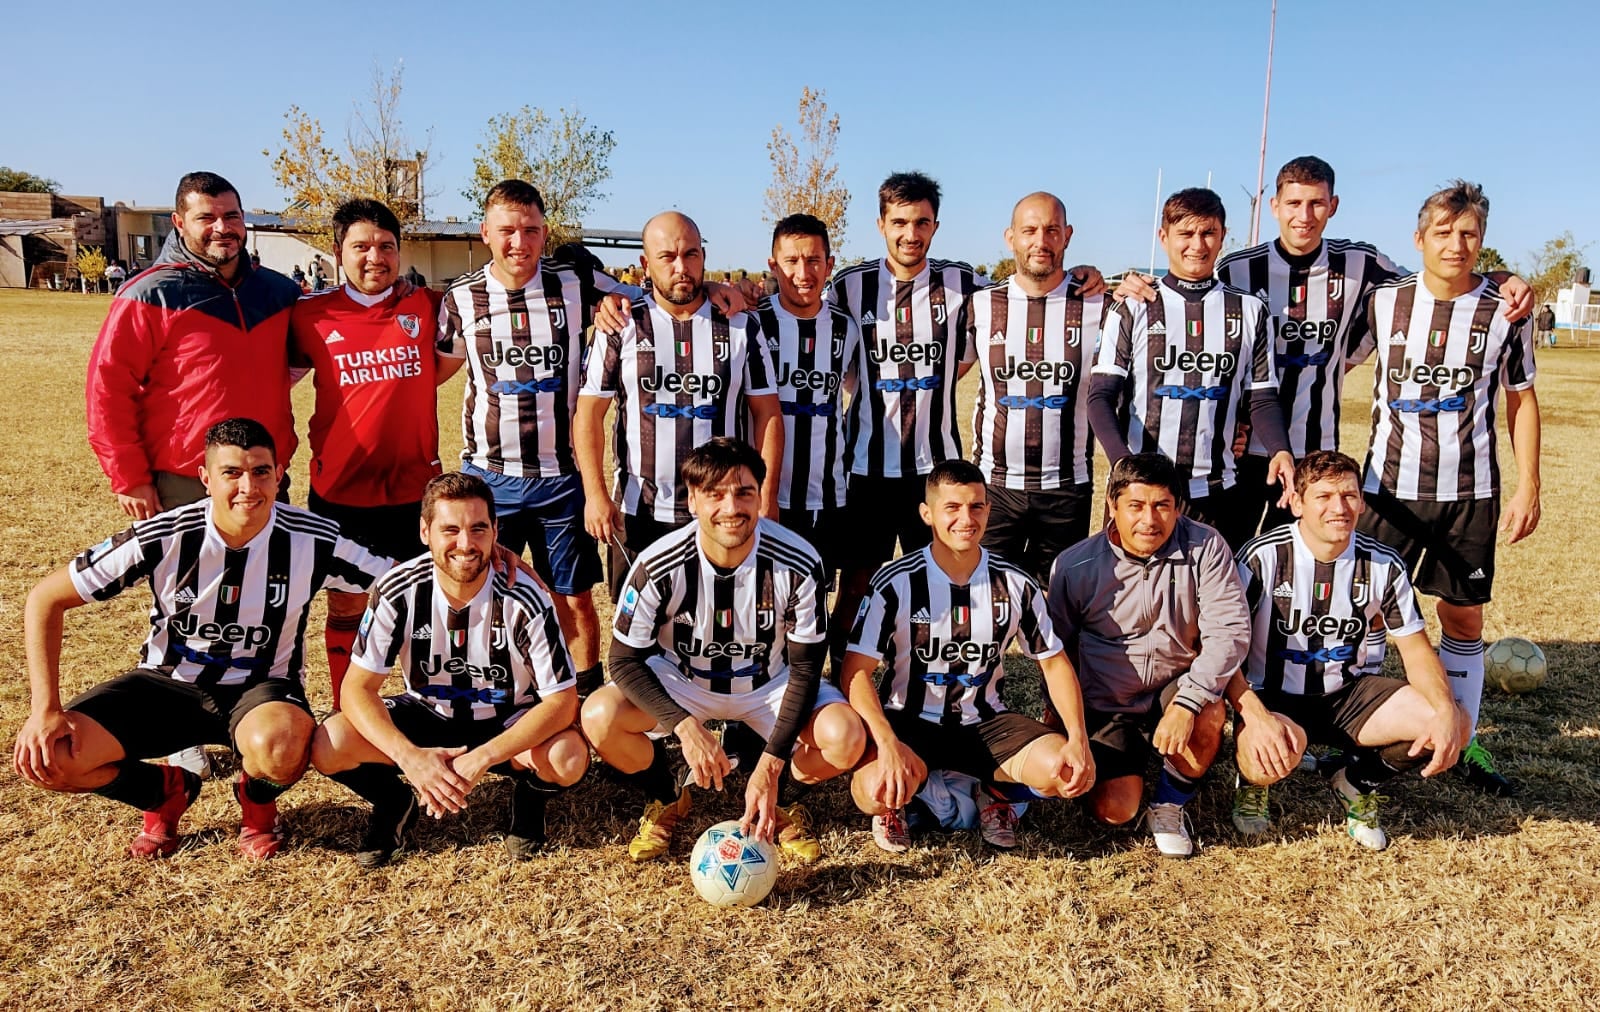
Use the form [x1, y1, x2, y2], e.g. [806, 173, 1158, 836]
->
[990, 257, 1017, 283]
[463, 106, 616, 248]
[1475, 246, 1509, 273]
[0, 167, 59, 193]
[1519, 231, 1591, 305]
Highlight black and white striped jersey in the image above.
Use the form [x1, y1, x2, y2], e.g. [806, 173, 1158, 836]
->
[351, 553, 576, 722]
[437, 262, 623, 478]
[1237, 523, 1424, 696]
[847, 546, 1061, 726]
[68, 501, 391, 688]
[1349, 275, 1536, 502]
[966, 277, 1104, 490]
[831, 258, 982, 478]
[580, 294, 778, 523]
[612, 519, 827, 693]
[756, 297, 861, 511]
[1095, 277, 1276, 498]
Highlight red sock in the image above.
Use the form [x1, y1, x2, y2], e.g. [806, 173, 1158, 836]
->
[325, 613, 361, 709]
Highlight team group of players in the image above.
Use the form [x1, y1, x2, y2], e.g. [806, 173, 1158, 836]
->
[14, 156, 1541, 867]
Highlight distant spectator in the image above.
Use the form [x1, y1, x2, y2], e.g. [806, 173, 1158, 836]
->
[291, 264, 306, 289]
[250, 250, 261, 269]
[1537, 304, 1557, 348]
[311, 259, 329, 292]
[105, 260, 127, 293]
[403, 264, 426, 288]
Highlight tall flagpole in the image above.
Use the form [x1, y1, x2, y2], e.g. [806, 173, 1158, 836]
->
[1250, 0, 1278, 245]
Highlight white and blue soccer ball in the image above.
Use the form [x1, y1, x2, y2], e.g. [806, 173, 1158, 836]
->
[1486, 636, 1547, 694]
[689, 820, 778, 908]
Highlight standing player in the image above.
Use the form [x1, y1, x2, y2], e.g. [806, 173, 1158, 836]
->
[1213, 156, 1534, 537]
[842, 460, 1094, 853]
[581, 439, 865, 863]
[757, 213, 862, 589]
[575, 212, 783, 602]
[13, 419, 392, 859]
[1346, 181, 1541, 796]
[1048, 453, 1250, 858]
[1090, 188, 1293, 550]
[311, 473, 588, 866]
[292, 198, 457, 708]
[437, 180, 628, 696]
[968, 192, 1106, 581]
[1227, 451, 1467, 850]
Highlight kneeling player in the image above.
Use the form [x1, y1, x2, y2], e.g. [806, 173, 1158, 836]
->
[312, 472, 588, 866]
[13, 419, 392, 859]
[1228, 451, 1467, 850]
[842, 460, 1094, 853]
[582, 438, 866, 863]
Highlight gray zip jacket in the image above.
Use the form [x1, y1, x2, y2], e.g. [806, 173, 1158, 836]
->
[1047, 515, 1250, 714]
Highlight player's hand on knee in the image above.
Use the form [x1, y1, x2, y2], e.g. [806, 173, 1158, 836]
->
[1058, 737, 1095, 798]
[400, 745, 470, 816]
[14, 709, 77, 788]
[1152, 705, 1196, 757]
[875, 740, 925, 810]
[1415, 704, 1466, 778]
[1241, 713, 1300, 782]
[449, 747, 494, 792]
[676, 718, 731, 792]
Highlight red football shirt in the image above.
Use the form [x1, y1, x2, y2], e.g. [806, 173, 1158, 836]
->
[291, 285, 444, 507]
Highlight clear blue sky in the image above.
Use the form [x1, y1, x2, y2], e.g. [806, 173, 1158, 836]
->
[7, 1, 1594, 275]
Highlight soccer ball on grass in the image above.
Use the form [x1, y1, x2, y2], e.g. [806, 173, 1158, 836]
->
[689, 820, 778, 908]
[1485, 636, 1547, 694]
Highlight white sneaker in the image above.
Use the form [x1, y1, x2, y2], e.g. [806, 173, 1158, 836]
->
[1145, 802, 1193, 858]
[168, 746, 212, 780]
[1330, 769, 1389, 851]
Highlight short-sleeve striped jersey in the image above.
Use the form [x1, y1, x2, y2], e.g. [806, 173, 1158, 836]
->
[832, 259, 983, 478]
[437, 261, 620, 478]
[847, 546, 1062, 726]
[1350, 275, 1536, 501]
[1095, 277, 1276, 498]
[1217, 239, 1400, 456]
[579, 294, 777, 523]
[1237, 523, 1424, 696]
[68, 501, 391, 688]
[967, 277, 1104, 489]
[755, 297, 861, 510]
[351, 553, 576, 722]
[612, 519, 827, 693]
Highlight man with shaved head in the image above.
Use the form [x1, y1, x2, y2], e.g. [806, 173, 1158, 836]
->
[965, 192, 1107, 581]
[576, 211, 784, 600]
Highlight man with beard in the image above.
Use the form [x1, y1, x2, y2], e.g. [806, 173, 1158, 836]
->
[311, 472, 588, 866]
[86, 171, 302, 779]
[967, 192, 1107, 582]
[575, 212, 784, 602]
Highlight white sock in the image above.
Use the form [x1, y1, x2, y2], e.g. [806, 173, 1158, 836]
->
[1439, 634, 1485, 733]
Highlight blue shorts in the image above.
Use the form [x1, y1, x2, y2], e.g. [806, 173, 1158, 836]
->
[463, 465, 602, 596]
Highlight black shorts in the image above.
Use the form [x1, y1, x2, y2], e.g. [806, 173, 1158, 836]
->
[308, 490, 423, 565]
[67, 669, 312, 760]
[1357, 489, 1498, 605]
[1184, 482, 1257, 553]
[1083, 679, 1188, 782]
[1253, 676, 1407, 750]
[778, 505, 846, 588]
[1233, 454, 1296, 540]
[982, 483, 1092, 583]
[607, 510, 686, 606]
[839, 474, 931, 573]
[382, 694, 529, 757]
[885, 708, 1056, 781]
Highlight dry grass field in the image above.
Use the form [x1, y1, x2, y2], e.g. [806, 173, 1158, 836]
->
[1, 288, 1597, 1011]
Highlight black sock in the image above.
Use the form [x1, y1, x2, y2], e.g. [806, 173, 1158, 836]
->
[625, 739, 679, 804]
[1345, 748, 1410, 795]
[778, 773, 812, 808]
[509, 769, 564, 794]
[240, 773, 296, 805]
[330, 763, 411, 807]
[575, 664, 604, 696]
[94, 761, 171, 811]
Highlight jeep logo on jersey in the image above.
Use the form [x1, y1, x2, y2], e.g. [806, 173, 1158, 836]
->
[683, 638, 768, 660]
[994, 357, 1075, 385]
[869, 338, 944, 365]
[483, 342, 565, 370]
[1388, 358, 1474, 390]
[912, 638, 1002, 668]
[1153, 346, 1237, 374]
[419, 655, 510, 683]
[640, 367, 724, 397]
[776, 363, 841, 394]
[1273, 611, 1365, 642]
[1278, 318, 1338, 344]
[396, 314, 420, 339]
[172, 613, 272, 649]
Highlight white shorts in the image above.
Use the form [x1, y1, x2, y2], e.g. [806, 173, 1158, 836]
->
[645, 664, 847, 743]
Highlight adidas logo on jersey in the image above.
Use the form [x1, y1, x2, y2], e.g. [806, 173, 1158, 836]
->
[989, 331, 1007, 346]
[910, 608, 932, 625]
[412, 624, 432, 639]
[174, 586, 196, 604]
[1388, 334, 1409, 346]
[1147, 321, 1167, 336]
[674, 611, 695, 625]
[1272, 582, 1294, 599]
[472, 318, 494, 335]
[861, 311, 877, 326]
[1467, 568, 1487, 580]
[325, 330, 346, 344]
[638, 339, 655, 352]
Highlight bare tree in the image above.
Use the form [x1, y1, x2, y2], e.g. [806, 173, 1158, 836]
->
[463, 106, 616, 248]
[764, 87, 849, 240]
